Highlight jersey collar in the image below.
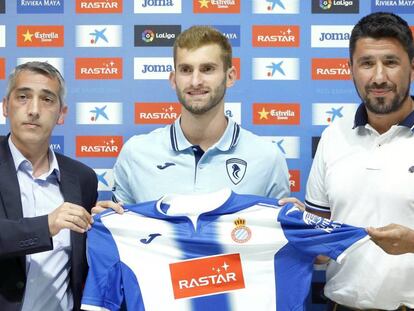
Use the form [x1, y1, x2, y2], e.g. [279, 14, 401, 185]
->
[169, 117, 241, 152]
[353, 96, 414, 131]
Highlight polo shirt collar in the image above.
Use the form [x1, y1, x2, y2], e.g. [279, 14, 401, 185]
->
[169, 117, 241, 152]
[353, 96, 414, 131]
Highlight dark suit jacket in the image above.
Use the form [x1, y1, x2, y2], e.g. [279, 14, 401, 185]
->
[0, 136, 98, 311]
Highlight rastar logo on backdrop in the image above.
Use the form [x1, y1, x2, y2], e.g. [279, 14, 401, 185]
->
[76, 102, 123, 125]
[135, 103, 181, 124]
[17, 25, 64, 47]
[134, 0, 182, 13]
[76, 0, 122, 13]
[76, 136, 123, 157]
[252, 25, 300, 47]
[253, 103, 300, 125]
[0, 58, 5, 79]
[17, 58, 64, 76]
[76, 58, 122, 79]
[311, 25, 353, 48]
[312, 103, 358, 125]
[312, 58, 350, 80]
[169, 253, 245, 299]
[17, 0, 64, 14]
[289, 169, 300, 192]
[76, 25, 122, 47]
[252, 58, 300, 80]
[262, 136, 300, 159]
[0, 25, 5, 47]
[193, 0, 240, 13]
[94, 169, 114, 191]
[252, 0, 300, 14]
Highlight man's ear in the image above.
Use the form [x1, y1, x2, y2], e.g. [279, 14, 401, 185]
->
[169, 71, 177, 90]
[226, 66, 237, 88]
[57, 105, 68, 125]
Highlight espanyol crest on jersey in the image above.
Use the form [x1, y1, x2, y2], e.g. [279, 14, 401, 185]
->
[226, 158, 247, 185]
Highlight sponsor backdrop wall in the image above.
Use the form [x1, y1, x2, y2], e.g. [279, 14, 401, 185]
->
[0, 0, 413, 309]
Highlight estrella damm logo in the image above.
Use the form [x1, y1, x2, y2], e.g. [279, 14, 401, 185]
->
[17, 25, 64, 47]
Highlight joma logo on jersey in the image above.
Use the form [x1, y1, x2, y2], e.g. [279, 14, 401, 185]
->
[253, 25, 299, 47]
[76, 0, 122, 13]
[312, 58, 350, 80]
[193, 0, 240, 13]
[289, 169, 300, 192]
[135, 102, 181, 124]
[76, 136, 123, 157]
[17, 25, 64, 47]
[170, 253, 245, 299]
[76, 58, 122, 79]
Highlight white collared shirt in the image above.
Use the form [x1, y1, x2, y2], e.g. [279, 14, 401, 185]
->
[8, 138, 73, 311]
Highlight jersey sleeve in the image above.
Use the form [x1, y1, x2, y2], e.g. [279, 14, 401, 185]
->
[304, 131, 331, 214]
[81, 215, 124, 311]
[267, 144, 291, 199]
[278, 204, 368, 262]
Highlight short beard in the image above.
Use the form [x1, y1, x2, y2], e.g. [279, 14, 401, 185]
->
[364, 87, 409, 115]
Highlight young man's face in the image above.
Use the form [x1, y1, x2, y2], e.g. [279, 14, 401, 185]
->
[350, 37, 414, 115]
[170, 43, 236, 116]
[3, 70, 67, 150]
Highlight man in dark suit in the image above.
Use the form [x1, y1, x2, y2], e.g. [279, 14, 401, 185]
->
[0, 61, 97, 311]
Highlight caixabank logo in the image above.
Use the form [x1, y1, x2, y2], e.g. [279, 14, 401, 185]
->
[76, 136, 123, 157]
[312, 0, 359, 13]
[193, 0, 240, 13]
[134, 102, 181, 124]
[262, 136, 300, 159]
[76, 102, 123, 125]
[134, 25, 181, 47]
[252, 58, 300, 80]
[289, 169, 300, 192]
[94, 168, 114, 191]
[17, 0, 64, 14]
[169, 253, 245, 299]
[17, 25, 64, 47]
[253, 103, 300, 125]
[372, 0, 414, 13]
[75, 58, 123, 79]
[312, 58, 350, 80]
[252, 0, 300, 14]
[134, 0, 182, 13]
[76, 25, 122, 47]
[252, 25, 300, 47]
[76, 0, 122, 13]
[312, 103, 358, 125]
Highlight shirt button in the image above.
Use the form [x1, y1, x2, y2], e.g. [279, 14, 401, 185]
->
[192, 147, 198, 152]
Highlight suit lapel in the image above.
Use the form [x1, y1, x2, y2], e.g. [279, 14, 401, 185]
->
[0, 136, 23, 220]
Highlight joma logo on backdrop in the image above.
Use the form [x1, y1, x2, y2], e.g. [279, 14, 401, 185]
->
[134, 0, 182, 13]
[311, 25, 353, 48]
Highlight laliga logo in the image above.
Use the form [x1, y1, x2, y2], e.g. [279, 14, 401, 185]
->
[142, 29, 155, 42]
[231, 218, 252, 243]
[320, 0, 332, 9]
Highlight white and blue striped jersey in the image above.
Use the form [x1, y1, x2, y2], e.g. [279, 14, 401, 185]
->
[81, 189, 368, 311]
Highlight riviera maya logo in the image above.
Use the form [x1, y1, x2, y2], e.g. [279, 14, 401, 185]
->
[320, 0, 332, 9]
[142, 29, 155, 42]
[231, 218, 252, 243]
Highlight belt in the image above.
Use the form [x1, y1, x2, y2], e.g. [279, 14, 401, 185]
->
[326, 300, 413, 311]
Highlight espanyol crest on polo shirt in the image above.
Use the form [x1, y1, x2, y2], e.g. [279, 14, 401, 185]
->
[226, 158, 247, 185]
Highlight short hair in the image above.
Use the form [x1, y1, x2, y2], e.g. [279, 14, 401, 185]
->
[6, 61, 66, 106]
[173, 25, 232, 70]
[349, 12, 414, 63]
